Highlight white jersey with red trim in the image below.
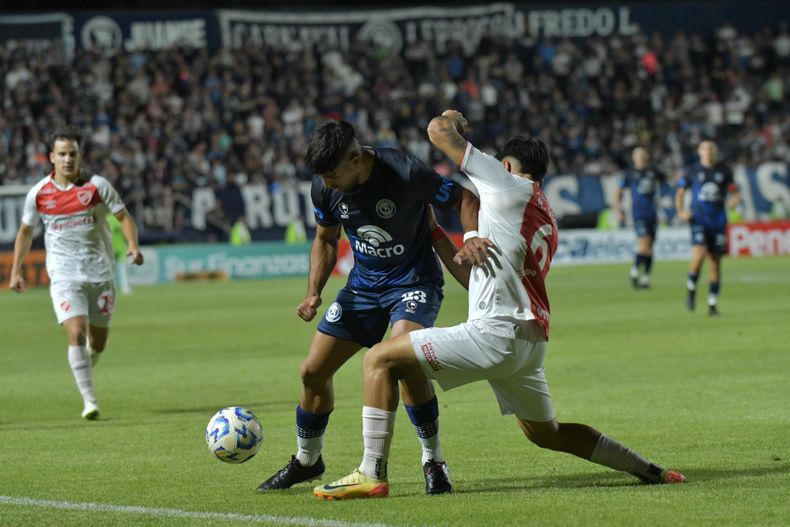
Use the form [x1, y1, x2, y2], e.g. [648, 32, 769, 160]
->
[22, 173, 126, 283]
[460, 144, 558, 338]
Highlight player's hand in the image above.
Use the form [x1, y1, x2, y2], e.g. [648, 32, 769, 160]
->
[614, 210, 624, 225]
[297, 295, 322, 322]
[677, 210, 693, 222]
[9, 273, 27, 293]
[127, 247, 144, 265]
[454, 236, 495, 267]
[441, 110, 469, 135]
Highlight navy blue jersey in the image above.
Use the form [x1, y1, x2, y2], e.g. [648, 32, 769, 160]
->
[677, 163, 734, 229]
[312, 147, 462, 290]
[620, 167, 665, 221]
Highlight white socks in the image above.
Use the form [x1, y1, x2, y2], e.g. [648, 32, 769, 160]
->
[68, 345, 96, 404]
[359, 406, 396, 480]
[296, 436, 324, 467]
[590, 434, 662, 483]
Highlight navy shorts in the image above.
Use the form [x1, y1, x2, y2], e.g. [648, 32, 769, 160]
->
[691, 224, 727, 256]
[317, 283, 443, 348]
[634, 218, 657, 239]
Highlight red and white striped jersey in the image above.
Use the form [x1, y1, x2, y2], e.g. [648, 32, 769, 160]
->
[460, 144, 558, 338]
[22, 172, 126, 283]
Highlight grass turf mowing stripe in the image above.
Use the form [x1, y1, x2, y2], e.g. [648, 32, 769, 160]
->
[0, 495, 409, 527]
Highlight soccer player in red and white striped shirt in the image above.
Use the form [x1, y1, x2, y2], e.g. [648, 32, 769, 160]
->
[314, 110, 684, 500]
[9, 127, 143, 420]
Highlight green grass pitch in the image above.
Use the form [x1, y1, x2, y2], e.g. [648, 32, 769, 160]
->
[1, 257, 789, 526]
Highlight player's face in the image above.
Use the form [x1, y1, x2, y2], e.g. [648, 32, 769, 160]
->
[698, 141, 718, 166]
[50, 139, 81, 180]
[321, 152, 363, 192]
[632, 148, 649, 169]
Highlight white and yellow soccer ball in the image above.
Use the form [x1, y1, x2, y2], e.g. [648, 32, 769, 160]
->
[206, 406, 263, 463]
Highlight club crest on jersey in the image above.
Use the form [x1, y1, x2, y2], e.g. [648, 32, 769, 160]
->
[77, 190, 93, 206]
[338, 203, 349, 218]
[375, 199, 396, 219]
[45, 199, 56, 209]
[714, 172, 723, 183]
[325, 302, 342, 323]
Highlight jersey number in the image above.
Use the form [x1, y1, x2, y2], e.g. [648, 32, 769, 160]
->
[530, 224, 553, 272]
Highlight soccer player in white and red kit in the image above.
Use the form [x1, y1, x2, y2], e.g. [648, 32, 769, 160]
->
[314, 111, 684, 499]
[8, 128, 144, 420]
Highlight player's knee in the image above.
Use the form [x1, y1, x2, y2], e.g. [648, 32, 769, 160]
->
[364, 344, 392, 375]
[299, 359, 329, 390]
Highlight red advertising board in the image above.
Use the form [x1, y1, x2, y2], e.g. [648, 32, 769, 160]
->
[728, 221, 790, 257]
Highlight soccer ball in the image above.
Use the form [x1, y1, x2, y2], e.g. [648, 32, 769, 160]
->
[206, 406, 263, 463]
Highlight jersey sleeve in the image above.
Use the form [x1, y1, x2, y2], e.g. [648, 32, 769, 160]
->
[310, 176, 338, 227]
[93, 175, 126, 214]
[21, 186, 40, 226]
[407, 153, 461, 210]
[460, 143, 519, 193]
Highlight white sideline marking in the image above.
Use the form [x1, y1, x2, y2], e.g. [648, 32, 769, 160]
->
[0, 495, 404, 527]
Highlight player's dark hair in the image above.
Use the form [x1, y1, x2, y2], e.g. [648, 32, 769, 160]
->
[48, 127, 83, 152]
[496, 136, 550, 184]
[306, 120, 358, 174]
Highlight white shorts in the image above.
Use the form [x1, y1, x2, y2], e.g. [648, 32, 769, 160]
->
[410, 318, 555, 422]
[50, 280, 116, 327]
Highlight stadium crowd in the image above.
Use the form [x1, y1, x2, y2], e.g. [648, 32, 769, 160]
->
[1, 20, 789, 232]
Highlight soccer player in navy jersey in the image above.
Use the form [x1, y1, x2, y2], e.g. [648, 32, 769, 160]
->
[256, 120, 478, 494]
[313, 110, 684, 500]
[614, 147, 666, 288]
[675, 140, 740, 316]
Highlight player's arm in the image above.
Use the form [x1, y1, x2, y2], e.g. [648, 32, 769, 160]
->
[427, 110, 469, 167]
[114, 208, 144, 265]
[427, 112, 494, 265]
[674, 172, 692, 222]
[427, 206, 470, 290]
[298, 222, 341, 322]
[613, 179, 626, 225]
[9, 223, 34, 293]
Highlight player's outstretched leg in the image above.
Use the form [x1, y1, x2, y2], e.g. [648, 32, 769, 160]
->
[256, 406, 328, 491]
[518, 419, 685, 485]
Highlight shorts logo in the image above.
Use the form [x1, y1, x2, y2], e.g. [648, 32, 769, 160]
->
[325, 302, 342, 323]
[405, 300, 418, 313]
[375, 199, 396, 219]
[60, 300, 71, 312]
[339, 203, 350, 219]
[421, 342, 443, 371]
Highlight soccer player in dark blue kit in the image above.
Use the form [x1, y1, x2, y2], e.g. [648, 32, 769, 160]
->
[614, 146, 666, 289]
[257, 120, 478, 494]
[675, 140, 740, 316]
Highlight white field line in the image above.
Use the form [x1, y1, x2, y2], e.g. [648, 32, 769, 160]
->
[0, 495, 410, 527]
